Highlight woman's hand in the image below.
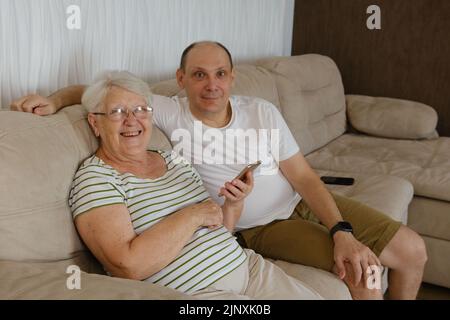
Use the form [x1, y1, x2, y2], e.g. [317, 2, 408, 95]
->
[188, 199, 224, 230]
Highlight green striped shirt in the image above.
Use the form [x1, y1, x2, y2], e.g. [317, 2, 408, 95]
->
[68, 150, 246, 293]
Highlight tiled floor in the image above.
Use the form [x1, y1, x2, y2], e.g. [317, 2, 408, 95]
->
[417, 283, 450, 300]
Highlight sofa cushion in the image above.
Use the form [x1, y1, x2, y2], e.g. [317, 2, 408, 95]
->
[346, 95, 438, 140]
[420, 236, 450, 288]
[272, 260, 351, 300]
[408, 197, 450, 242]
[257, 54, 347, 155]
[0, 259, 190, 300]
[0, 106, 170, 262]
[306, 134, 450, 202]
[314, 170, 413, 224]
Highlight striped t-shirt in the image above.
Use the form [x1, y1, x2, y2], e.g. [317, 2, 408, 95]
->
[68, 150, 246, 294]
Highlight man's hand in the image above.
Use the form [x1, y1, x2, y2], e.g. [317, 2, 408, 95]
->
[220, 171, 254, 231]
[219, 171, 254, 205]
[10, 94, 58, 115]
[333, 231, 381, 286]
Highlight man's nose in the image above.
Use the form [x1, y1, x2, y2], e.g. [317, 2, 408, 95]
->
[205, 76, 219, 90]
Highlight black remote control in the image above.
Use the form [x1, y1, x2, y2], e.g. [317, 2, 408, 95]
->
[320, 176, 355, 185]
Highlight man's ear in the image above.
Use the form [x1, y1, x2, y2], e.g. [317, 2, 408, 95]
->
[231, 68, 236, 87]
[176, 68, 185, 89]
[87, 113, 100, 137]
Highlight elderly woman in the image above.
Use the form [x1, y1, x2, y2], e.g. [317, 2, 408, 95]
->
[68, 71, 322, 299]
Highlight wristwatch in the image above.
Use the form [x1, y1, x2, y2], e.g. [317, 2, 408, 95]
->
[330, 221, 353, 238]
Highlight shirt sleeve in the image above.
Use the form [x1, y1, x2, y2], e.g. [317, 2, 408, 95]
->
[68, 166, 126, 219]
[151, 94, 182, 137]
[265, 102, 300, 161]
[167, 150, 204, 185]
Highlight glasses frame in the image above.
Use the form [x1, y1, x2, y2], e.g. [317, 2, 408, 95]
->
[92, 105, 153, 121]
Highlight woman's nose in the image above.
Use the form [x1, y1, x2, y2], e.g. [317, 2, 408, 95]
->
[123, 110, 138, 123]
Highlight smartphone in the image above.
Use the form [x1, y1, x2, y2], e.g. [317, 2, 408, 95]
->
[234, 160, 262, 181]
[320, 176, 355, 186]
[218, 161, 262, 197]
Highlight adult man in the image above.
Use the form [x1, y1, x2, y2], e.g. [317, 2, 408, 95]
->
[12, 41, 427, 299]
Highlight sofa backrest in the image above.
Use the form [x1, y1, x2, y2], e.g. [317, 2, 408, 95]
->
[151, 54, 347, 155]
[0, 106, 170, 264]
[257, 54, 347, 155]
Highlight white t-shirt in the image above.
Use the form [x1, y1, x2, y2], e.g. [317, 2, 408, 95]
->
[152, 94, 301, 230]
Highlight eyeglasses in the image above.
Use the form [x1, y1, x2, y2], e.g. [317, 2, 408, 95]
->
[92, 105, 153, 121]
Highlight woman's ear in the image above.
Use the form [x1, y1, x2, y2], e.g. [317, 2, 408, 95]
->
[87, 113, 100, 137]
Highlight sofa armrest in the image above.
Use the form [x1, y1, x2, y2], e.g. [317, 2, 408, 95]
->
[346, 95, 438, 139]
[0, 260, 192, 300]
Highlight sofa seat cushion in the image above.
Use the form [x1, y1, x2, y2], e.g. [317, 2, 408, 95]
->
[0, 259, 190, 300]
[271, 260, 351, 300]
[314, 170, 413, 224]
[306, 134, 450, 202]
[408, 197, 450, 242]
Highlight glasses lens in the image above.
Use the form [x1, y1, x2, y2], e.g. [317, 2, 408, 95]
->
[133, 105, 152, 118]
[109, 107, 126, 121]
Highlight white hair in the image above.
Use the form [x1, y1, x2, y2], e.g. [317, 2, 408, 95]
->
[82, 70, 152, 113]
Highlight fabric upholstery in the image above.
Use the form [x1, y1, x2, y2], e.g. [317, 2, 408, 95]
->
[346, 95, 438, 139]
[421, 236, 450, 288]
[408, 197, 450, 242]
[257, 54, 347, 155]
[315, 170, 413, 224]
[306, 134, 450, 202]
[0, 259, 189, 300]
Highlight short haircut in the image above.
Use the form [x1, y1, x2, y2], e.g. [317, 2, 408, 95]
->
[179, 41, 234, 71]
[82, 71, 152, 113]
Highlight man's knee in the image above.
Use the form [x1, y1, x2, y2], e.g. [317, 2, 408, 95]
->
[409, 230, 428, 266]
[398, 227, 428, 267]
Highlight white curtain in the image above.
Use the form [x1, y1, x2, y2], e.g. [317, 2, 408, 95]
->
[0, 0, 294, 109]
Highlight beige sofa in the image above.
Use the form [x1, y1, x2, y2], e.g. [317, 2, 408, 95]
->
[1, 54, 448, 299]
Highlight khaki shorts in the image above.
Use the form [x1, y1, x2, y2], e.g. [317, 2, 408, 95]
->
[237, 193, 402, 272]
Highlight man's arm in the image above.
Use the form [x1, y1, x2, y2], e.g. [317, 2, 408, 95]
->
[279, 152, 381, 284]
[10, 85, 86, 115]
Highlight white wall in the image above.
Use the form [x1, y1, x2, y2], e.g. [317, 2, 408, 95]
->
[0, 0, 294, 109]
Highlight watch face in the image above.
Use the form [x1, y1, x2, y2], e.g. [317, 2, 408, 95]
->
[339, 221, 353, 231]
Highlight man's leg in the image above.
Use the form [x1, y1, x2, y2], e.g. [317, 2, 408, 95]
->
[239, 193, 427, 299]
[327, 194, 427, 300]
[378, 226, 427, 299]
[238, 218, 381, 299]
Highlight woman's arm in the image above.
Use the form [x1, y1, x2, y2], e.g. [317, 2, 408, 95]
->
[75, 199, 223, 280]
